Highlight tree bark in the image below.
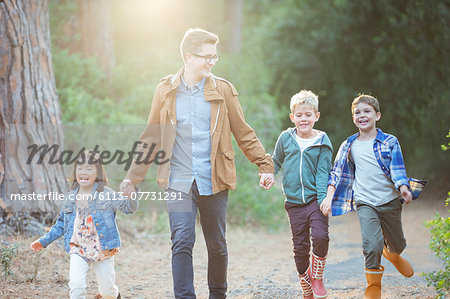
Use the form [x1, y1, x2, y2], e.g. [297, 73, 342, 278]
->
[227, 0, 243, 54]
[0, 0, 67, 215]
[59, 0, 115, 79]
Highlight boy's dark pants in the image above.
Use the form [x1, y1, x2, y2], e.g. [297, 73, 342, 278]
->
[356, 198, 406, 269]
[285, 200, 329, 275]
[167, 181, 228, 299]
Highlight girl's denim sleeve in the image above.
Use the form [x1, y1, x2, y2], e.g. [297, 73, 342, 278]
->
[39, 210, 65, 248]
[111, 190, 139, 214]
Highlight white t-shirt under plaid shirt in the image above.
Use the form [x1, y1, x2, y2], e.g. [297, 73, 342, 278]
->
[350, 138, 399, 206]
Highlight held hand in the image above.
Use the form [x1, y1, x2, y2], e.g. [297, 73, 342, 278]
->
[321, 185, 336, 216]
[30, 240, 43, 252]
[400, 185, 412, 205]
[120, 179, 135, 198]
[320, 197, 332, 216]
[259, 173, 275, 190]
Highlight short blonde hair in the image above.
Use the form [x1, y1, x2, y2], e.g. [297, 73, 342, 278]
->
[351, 94, 380, 114]
[290, 90, 319, 113]
[180, 28, 219, 62]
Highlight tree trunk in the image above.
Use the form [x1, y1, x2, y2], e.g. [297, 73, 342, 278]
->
[60, 0, 115, 79]
[227, 0, 243, 54]
[0, 0, 67, 216]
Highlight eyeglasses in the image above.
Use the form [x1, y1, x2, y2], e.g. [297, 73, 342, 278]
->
[191, 53, 219, 64]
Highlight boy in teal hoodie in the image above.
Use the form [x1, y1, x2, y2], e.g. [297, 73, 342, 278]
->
[269, 90, 333, 299]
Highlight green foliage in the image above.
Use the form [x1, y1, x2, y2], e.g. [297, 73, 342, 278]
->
[227, 149, 286, 229]
[48, 0, 78, 47]
[48, 0, 450, 229]
[49, 0, 287, 229]
[52, 47, 149, 125]
[52, 48, 105, 97]
[1, 243, 18, 280]
[32, 251, 42, 282]
[252, 0, 450, 181]
[423, 135, 450, 298]
[214, 44, 286, 229]
[423, 194, 450, 298]
[441, 130, 450, 151]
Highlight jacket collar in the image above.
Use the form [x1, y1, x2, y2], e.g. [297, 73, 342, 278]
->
[166, 67, 223, 102]
[374, 128, 387, 143]
[288, 127, 331, 148]
[67, 182, 99, 202]
[347, 128, 386, 144]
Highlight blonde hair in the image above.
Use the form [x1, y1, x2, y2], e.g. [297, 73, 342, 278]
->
[351, 94, 380, 114]
[290, 90, 319, 113]
[180, 28, 219, 62]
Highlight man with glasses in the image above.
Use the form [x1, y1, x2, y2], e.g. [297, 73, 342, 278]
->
[120, 28, 274, 299]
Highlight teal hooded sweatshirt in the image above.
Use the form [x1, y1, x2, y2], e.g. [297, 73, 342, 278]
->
[272, 128, 333, 205]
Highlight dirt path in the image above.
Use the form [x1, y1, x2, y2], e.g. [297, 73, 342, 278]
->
[1, 199, 446, 298]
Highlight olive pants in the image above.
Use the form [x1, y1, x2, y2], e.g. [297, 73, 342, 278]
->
[356, 198, 406, 269]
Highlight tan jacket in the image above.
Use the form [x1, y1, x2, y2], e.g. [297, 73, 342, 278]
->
[126, 67, 274, 193]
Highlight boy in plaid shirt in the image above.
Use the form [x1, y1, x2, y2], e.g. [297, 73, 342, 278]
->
[320, 95, 413, 299]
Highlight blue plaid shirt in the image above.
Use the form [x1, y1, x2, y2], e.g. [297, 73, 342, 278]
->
[328, 129, 410, 216]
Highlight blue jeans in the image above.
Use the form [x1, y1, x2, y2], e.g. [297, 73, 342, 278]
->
[167, 181, 228, 299]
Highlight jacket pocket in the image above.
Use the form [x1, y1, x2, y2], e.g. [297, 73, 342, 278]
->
[379, 145, 392, 172]
[63, 206, 73, 214]
[63, 205, 73, 234]
[223, 150, 235, 161]
[96, 203, 116, 229]
[96, 201, 113, 212]
[216, 150, 236, 186]
[223, 150, 236, 180]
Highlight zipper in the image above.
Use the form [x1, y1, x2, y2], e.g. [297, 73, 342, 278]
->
[290, 132, 306, 203]
[291, 131, 325, 204]
[299, 148, 305, 203]
[211, 103, 221, 136]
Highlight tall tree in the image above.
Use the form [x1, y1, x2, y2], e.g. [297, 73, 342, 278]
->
[258, 0, 450, 183]
[0, 0, 67, 216]
[52, 0, 115, 79]
[226, 0, 243, 54]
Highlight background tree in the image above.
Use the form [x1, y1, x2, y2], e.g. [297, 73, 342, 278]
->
[46, 0, 449, 228]
[255, 0, 450, 188]
[51, 0, 115, 79]
[0, 0, 66, 220]
[225, 0, 243, 54]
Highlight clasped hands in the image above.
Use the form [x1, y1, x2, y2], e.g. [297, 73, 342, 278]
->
[259, 173, 275, 190]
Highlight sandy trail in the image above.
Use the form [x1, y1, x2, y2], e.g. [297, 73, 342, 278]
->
[1, 199, 446, 298]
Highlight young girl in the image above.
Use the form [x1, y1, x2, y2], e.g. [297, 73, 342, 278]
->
[30, 151, 138, 299]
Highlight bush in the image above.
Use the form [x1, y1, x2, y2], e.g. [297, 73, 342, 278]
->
[0, 243, 18, 280]
[423, 194, 450, 298]
[423, 135, 450, 298]
[214, 49, 286, 230]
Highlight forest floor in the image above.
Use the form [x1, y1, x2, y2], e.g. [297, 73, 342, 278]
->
[0, 198, 447, 299]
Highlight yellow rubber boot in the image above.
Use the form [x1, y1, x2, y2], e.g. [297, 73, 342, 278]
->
[383, 246, 414, 277]
[364, 265, 384, 299]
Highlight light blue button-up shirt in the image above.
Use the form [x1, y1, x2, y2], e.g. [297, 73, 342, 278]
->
[168, 76, 213, 195]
